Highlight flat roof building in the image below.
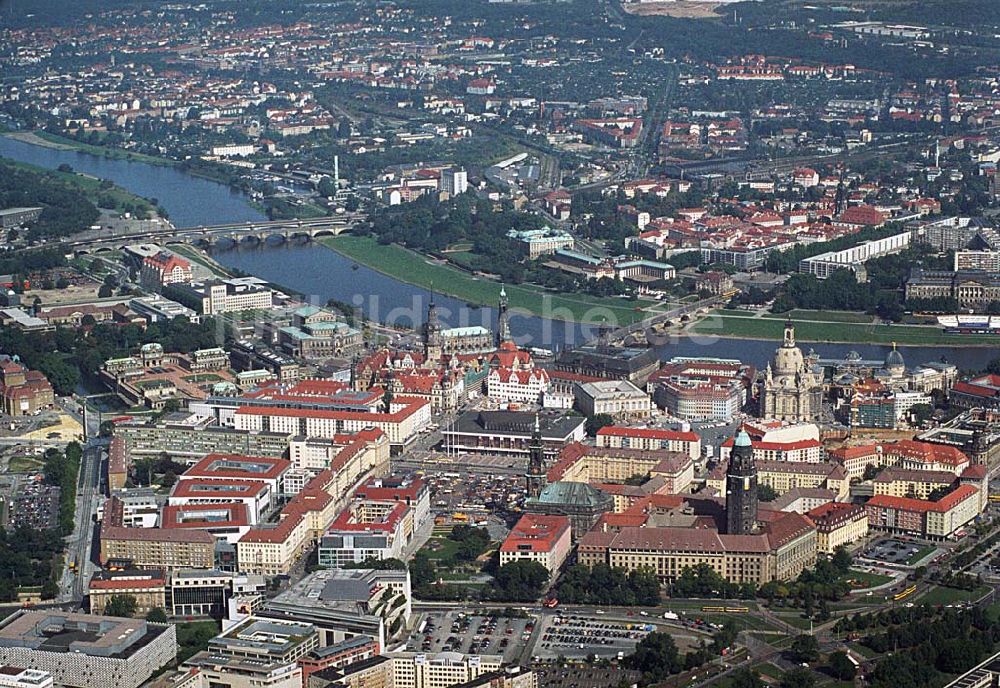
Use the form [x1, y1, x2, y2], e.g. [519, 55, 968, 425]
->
[0, 611, 177, 688]
[262, 568, 411, 651]
[209, 618, 318, 664]
[0, 667, 53, 688]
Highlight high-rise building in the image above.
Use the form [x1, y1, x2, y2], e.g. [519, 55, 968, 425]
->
[441, 168, 468, 196]
[725, 430, 758, 535]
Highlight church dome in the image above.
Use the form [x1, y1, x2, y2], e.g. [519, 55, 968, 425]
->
[885, 343, 905, 371]
[772, 343, 804, 376]
[771, 320, 805, 376]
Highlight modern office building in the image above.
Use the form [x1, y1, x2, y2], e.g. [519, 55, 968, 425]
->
[0, 667, 53, 688]
[442, 410, 586, 459]
[208, 618, 319, 664]
[170, 569, 236, 617]
[0, 611, 177, 688]
[261, 568, 411, 650]
[390, 652, 505, 688]
[179, 653, 302, 688]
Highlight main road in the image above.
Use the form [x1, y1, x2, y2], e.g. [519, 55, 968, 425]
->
[58, 400, 107, 606]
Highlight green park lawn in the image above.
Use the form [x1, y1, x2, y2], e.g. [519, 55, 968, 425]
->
[321, 235, 663, 325]
[919, 585, 991, 606]
[845, 569, 894, 589]
[759, 309, 876, 324]
[7, 456, 44, 473]
[418, 536, 462, 562]
[905, 545, 937, 565]
[692, 311, 999, 346]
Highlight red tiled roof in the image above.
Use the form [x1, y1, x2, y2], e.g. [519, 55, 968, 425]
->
[89, 574, 167, 591]
[183, 453, 290, 481]
[170, 478, 269, 499]
[162, 502, 250, 529]
[500, 514, 570, 553]
[867, 484, 978, 513]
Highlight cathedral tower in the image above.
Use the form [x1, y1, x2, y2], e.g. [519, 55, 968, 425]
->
[423, 294, 443, 360]
[497, 284, 511, 346]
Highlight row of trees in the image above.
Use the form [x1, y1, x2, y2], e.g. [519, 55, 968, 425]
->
[0, 525, 66, 601]
[556, 563, 661, 607]
[44, 442, 82, 535]
[768, 244, 956, 320]
[758, 548, 855, 614]
[834, 603, 936, 634]
[409, 554, 549, 603]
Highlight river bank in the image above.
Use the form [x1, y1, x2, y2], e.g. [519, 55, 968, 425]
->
[318, 234, 666, 326]
[0, 135, 266, 229]
[0, 155, 159, 220]
[690, 311, 999, 347]
[8, 131, 180, 168]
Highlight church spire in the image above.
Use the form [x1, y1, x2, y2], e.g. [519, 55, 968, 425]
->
[497, 284, 511, 346]
[525, 413, 546, 499]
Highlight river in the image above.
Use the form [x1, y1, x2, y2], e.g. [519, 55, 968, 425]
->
[0, 135, 266, 229]
[2, 135, 997, 370]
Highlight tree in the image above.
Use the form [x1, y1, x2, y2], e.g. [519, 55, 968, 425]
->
[104, 594, 138, 618]
[862, 464, 882, 481]
[780, 668, 816, 688]
[585, 413, 614, 436]
[490, 560, 549, 602]
[827, 651, 856, 681]
[98, 284, 113, 298]
[448, 524, 491, 561]
[789, 634, 820, 663]
[625, 632, 682, 682]
[758, 484, 778, 502]
[909, 403, 934, 426]
[831, 546, 853, 573]
[146, 607, 168, 623]
[730, 669, 764, 688]
[409, 553, 436, 588]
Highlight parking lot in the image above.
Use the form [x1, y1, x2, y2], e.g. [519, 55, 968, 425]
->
[11, 480, 61, 530]
[865, 538, 935, 566]
[404, 612, 533, 663]
[535, 615, 658, 660]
